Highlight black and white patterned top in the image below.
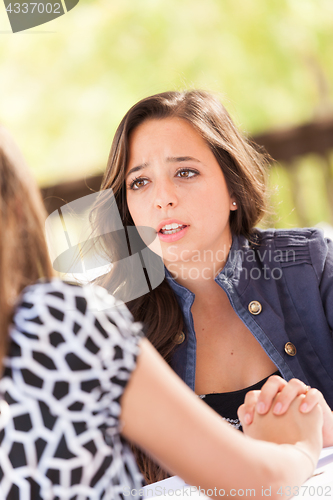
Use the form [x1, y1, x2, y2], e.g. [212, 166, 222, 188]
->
[0, 279, 144, 499]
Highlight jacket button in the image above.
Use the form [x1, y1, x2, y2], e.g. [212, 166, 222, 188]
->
[175, 331, 185, 344]
[248, 301, 262, 315]
[284, 342, 297, 356]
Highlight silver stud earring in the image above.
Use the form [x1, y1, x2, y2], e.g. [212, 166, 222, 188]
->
[232, 201, 237, 206]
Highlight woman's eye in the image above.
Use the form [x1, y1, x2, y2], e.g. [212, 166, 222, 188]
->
[176, 169, 197, 178]
[129, 178, 148, 190]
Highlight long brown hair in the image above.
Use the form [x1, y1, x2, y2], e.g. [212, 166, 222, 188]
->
[95, 90, 269, 482]
[0, 127, 54, 367]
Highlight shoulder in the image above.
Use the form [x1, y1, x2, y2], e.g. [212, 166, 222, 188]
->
[254, 227, 324, 246]
[252, 228, 331, 279]
[10, 278, 142, 388]
[14, 278, 142, 343]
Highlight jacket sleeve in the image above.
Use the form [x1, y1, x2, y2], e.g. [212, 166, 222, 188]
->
[309, 228, 333, 331]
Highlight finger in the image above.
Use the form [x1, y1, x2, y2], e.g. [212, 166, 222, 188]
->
[238, 403, 254, 427]
[237, 403, 246, 424]
[272, 378, 309, 415]
[256, 375, 288, 414]
[299, 388, 324, 413]
[238, 390, 261, 425]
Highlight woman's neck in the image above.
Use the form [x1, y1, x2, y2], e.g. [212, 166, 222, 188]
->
[165, 244, 231, 296]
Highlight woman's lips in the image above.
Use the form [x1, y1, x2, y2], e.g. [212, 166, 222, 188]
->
[158, 225, 189, 243]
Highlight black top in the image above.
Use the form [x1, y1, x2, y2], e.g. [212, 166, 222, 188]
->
[199, 371, 281, 431]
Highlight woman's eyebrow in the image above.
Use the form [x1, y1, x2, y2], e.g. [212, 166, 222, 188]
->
[166, 156, 200, 163]
[126, 156, 200, 179]
[126, 162, 149, 178]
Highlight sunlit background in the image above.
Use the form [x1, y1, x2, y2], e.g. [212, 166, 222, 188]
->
[0, 0, 333, 230]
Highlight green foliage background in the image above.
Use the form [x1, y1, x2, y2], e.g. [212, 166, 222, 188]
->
[0, 0, 332, 227]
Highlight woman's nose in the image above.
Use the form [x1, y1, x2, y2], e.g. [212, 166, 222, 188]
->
[153, 180, 178, 210]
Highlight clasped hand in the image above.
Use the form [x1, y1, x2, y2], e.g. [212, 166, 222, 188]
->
[237, 375, 333, 447]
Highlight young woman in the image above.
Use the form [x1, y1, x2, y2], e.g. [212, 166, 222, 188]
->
[0, 128, 324, 497]
[94, 90, 333, 481]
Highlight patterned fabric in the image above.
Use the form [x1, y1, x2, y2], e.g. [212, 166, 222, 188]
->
[0, 279, 144, 499]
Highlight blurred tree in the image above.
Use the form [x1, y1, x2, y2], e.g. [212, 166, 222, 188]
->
[0, 0, 332, 227]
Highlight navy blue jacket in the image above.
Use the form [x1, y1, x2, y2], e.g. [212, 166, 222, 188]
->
[167, 228, 333, 408]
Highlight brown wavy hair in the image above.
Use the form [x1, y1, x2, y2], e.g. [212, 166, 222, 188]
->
[0, 127, 54, 368]
[94, 90, 269, 482]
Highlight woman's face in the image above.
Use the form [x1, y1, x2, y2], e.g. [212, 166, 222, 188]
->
[125, 117, 236, 267]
